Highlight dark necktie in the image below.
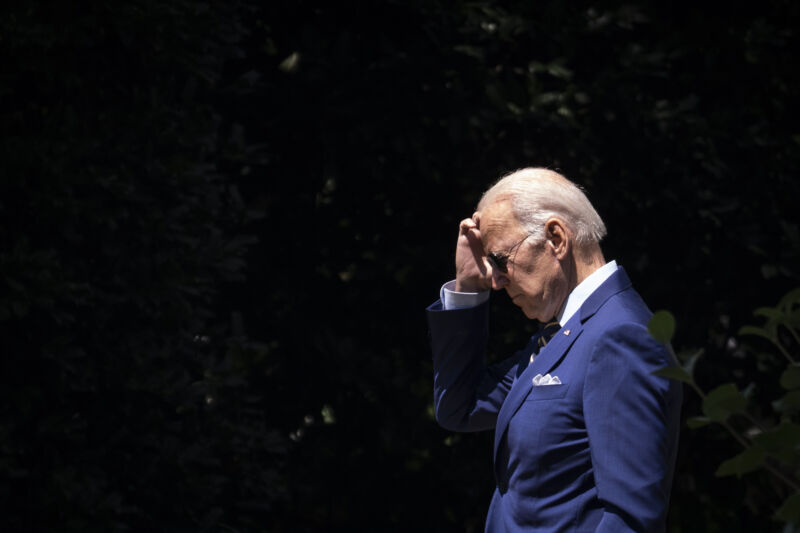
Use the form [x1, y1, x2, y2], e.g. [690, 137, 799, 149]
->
[538, 318, 561, 349]
[529, 318, 562, 365]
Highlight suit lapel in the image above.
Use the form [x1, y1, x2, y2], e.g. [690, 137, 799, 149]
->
[492, 315, 583, 467]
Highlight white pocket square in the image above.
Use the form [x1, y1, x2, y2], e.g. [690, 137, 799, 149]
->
[532, 373, 562, 386]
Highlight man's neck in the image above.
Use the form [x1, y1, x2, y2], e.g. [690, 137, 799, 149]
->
[555, 244, 606, 320]
[573, 244, 606, 286]
[557, 259, 618, 324]
[576, 256, 606, 285]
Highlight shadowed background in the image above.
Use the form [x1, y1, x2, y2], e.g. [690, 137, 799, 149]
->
[2, 1, 799, 531]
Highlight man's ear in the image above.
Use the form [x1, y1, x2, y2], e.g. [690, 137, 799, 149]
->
[545, 219, 569, 258]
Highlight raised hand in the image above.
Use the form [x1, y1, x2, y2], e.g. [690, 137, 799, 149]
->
[454, 213, 493, 293]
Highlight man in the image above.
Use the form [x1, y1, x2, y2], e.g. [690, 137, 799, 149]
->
[426, 168, 682, 532]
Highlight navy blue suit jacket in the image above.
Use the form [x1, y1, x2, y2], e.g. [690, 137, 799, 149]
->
[427, 268, 682, 532]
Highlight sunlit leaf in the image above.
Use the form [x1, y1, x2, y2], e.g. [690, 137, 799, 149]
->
[279, 52, 301, 73]
[321, 404, 336, 425]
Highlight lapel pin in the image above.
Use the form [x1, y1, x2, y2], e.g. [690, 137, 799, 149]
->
[563, 329, 571, 336]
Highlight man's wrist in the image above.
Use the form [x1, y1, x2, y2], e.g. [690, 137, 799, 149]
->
[455, 279, 478, 293]
[441, 280, 490, 310]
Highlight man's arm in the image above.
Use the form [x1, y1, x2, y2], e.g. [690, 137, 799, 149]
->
[427, 213, 527, 431]
[584, 322, 682, 532]
[427, 299, 529, 432]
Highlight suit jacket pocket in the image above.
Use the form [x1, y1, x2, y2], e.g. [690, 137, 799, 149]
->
[525, 383, 570, 401]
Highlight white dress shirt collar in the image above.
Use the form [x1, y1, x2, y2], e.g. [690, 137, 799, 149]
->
[556, 260, 618, 325]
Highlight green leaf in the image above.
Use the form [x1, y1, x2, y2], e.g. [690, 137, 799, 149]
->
[774, 391, 800, 415]
[738, 325, 773, 341]
[703, 383, 747, 422]
[653, 366, 694, 385]
[321, 404, 336, 425]
[279, 52, 301, 73]
[782, 365, 800, 390]
[686, 416, 712, 429]
[779, 288, 800, 310]
[776, 492, 800, 523]
[753, 306, 783, 321]
[648, 311, 676, 343]
[753, 423, 800, 454]
[788, 309, 800, 329]
[682, 348, 704, 376]
[715, 446, 766, 477]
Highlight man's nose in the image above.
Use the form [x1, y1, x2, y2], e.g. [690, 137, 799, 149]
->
[491, 268, 509, 290]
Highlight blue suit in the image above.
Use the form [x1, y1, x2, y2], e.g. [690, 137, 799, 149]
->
[427, 268, 681, 532]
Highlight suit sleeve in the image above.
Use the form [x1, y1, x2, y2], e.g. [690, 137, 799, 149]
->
[426, 299, 529, 432]
[583, 322, 682, 533]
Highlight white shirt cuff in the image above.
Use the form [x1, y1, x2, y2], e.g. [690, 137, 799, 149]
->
[440, 280, 490, 310]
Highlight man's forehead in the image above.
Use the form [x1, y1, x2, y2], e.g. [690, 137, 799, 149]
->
[479, 202, 518, 244]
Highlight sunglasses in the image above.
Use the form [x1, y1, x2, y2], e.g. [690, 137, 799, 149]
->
[487, 234, 533, 274]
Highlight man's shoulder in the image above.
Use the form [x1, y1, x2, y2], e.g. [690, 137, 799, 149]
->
[579, 267, 651, 324]
[593, 286, 652, 326]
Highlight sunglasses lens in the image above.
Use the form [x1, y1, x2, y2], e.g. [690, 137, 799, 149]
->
[489, 253, 507, 273]
[487, 233, 530, 275]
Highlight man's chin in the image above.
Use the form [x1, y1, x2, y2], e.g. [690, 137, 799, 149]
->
[512, 297, 541, 320]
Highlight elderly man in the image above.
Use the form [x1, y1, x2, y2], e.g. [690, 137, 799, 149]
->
[426, 168, 681, 532]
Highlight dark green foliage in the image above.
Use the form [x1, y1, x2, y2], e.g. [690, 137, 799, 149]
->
[651, 288, 800, 528]
[2, 0, 800, 531]
[649, 310, 677, 344]
[1, 2, 285, 531]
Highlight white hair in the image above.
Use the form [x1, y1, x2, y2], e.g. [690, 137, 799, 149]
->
[477, 168, 607, 246]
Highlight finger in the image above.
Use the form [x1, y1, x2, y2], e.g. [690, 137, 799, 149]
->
[470, 247, 487, 275]
[465, 228, 488, 274]
[459, 217, 477, 235]
[464, 226, 483, 247]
